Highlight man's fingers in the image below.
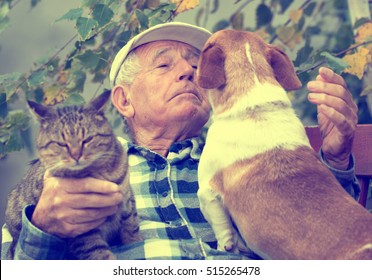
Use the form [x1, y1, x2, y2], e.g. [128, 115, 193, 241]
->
[307, 81, 353, 104]
[44, 172, 120, 194]
[55, 218, 107, 238]
[53, 191, 124, 209]
[307, 80, 358, 116]
[61, 205, 120, 225]
[317, 67, 347, 88]
[307, 92, 357, 123]
[317, 104, 355, 138]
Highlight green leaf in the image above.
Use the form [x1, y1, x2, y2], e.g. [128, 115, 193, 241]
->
[256, 3, 272, 29]
[135, 9, 149, 30]
[211, 0, 219, 14]
[276, 26, 295, 42]
[19, 126, 33, 154]
[294, 41, 313, 67]
[195, 7, 204, 27]
[28, 69, 47, 87]
[303, 2, 316, 16]
[76, 17, 99, 41]
[0, 3, 10, 35]
[0, 16, 10, 35]
[75, 50, 101, 69]
[0, 2, 9, 17]
[55, 8, 83, 23]
[63, 93, 86, 106]
[66, 70, 86, 93]
[31, 0, 41, 8]
[212, 20, 230, 33]
[0, 72, 22, 98]
[279, 0, 293, 13]
[303, 26, 321, 39]
[82, 0, 100, 7]
[116, 30, 132, 48]
[361, 86, 372, 97]
[149, 17, 163, 27]
[0, 92, 8, 118]
[92, 4, 114, 28]
[333, 24, 354, 53]
[0, 133, 23, 156]
[28, 88, 44, 103]
[94, 50, 109, 71]
[147, 0, 161, 9]
[231, 12, 244, 30]
[147, 3, 176, 22]
[320, 52, 349, 73]
[9, 110, 30, 129]
[354, 18, 370, 29]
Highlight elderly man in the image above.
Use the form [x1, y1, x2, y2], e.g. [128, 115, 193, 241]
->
[1, 22, 359, 260]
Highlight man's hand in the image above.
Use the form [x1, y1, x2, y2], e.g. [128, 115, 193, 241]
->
[31, 171, 124, 238]
[307, 67, 358, 170]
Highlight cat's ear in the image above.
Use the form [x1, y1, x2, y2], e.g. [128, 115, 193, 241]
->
[27, 100, 53, 120]
[88, 90, 111, 112]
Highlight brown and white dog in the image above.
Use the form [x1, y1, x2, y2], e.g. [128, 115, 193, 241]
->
[196, 29, 372, 259]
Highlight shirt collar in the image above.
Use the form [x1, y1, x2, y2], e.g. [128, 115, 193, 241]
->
[121, 136, 204, 163]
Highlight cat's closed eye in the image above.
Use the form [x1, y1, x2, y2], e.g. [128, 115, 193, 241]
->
[83, 136, 94, 145]
[55, 142, 68, 148]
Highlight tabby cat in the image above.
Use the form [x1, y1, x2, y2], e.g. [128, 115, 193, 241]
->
[5, 90, 142, 260]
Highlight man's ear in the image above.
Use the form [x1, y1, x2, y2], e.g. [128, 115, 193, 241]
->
[111, 85, 134, 118]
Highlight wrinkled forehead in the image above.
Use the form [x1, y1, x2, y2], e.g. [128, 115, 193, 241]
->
[133, 40, 201, 62]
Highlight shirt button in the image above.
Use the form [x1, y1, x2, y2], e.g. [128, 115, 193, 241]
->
[162, 191, 169, 197]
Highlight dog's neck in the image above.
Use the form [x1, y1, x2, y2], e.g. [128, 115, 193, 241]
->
[210, 80, 292, 121]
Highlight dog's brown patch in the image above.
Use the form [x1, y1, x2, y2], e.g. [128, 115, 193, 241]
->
[196, 30, 301, 114]
[210, 146, 372, 259]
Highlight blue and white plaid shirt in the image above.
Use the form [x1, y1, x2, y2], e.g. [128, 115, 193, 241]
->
[1, 137, 360, 260]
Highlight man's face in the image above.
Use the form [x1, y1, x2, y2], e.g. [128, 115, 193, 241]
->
[123, 40, 211, 138]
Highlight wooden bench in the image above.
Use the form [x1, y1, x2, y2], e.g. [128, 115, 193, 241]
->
[305, 125, 372, 207]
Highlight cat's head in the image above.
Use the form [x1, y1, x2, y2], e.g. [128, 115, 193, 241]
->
[28, 90, 118, 177]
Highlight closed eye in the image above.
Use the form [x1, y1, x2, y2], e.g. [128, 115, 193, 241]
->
[55, 142, 67, 148]
[157, 64, 169, 68]
[82, 136, 93, 145]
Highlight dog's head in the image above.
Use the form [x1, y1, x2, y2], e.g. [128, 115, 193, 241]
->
[196, 30, 301, 91]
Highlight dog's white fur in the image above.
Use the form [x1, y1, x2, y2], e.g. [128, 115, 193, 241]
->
[198, 83, 310, 252]
[198, 43, 310, 253]
[196, 30, 372, 259]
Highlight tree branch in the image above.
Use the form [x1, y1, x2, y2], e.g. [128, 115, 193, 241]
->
[296, 40, 372, 75]
[13, 34, 78, 95]
[269, 0, 313, 44]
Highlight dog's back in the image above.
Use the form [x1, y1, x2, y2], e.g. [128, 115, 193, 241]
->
[197, 30, 372, 259]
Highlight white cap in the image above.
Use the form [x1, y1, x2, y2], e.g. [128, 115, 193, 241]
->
[109, 22, 212, 86]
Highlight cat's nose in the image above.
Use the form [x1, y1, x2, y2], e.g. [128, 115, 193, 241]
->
[68, 146, 83, 162]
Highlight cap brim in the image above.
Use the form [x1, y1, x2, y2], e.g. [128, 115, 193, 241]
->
[109, 22, 211, 85]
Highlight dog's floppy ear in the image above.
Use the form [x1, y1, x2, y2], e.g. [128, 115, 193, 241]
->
[268, 46, 302, 90]
[197, 45, 226, 89]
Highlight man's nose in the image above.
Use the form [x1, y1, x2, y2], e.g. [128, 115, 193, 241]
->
[177, 59, 195, 81]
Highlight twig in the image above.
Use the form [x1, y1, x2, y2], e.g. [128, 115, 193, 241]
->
[296, 59, 326, 75]
[334, 40, 372, 57]
[12, 34, 78, 95]
[269, 0, 312, 44]
[296, 40, 372, 75]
